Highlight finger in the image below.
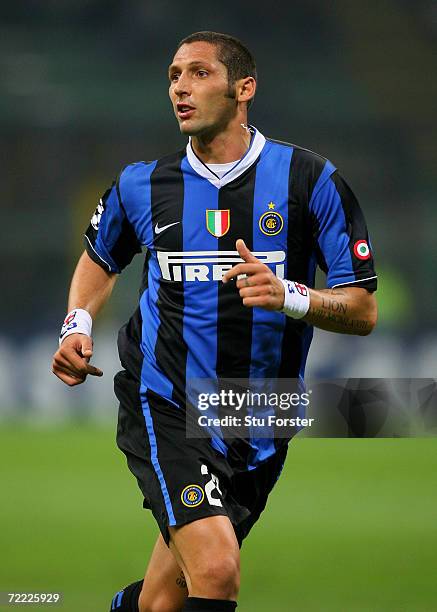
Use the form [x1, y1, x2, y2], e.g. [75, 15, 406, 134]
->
[53, 349, 84, 370]
[236, 272, 272, 290]
[75, 359, 103, 377]
[52, 365, 86, 386]
[239, 285, 272, 298]
[236, 239, 259, 263]
[60, 375, 85, 387]
[52, 358, 87, 380]
[242, 295, 275, 309]
[222, 263, 265, 283]
[79, 335, 93, 358]
[86, 364, 103, 377]
[53, 360, 102, 381]
[52, 360, 83, 381]
[58, 347, 92, 375]
[57, 347, 103, 377]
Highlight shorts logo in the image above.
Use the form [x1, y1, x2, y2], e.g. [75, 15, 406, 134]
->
[259, 204, 284, 236]
[353, 240, 371, 260]
[181, 485, 205, 508]
[206, 210, 230, 237]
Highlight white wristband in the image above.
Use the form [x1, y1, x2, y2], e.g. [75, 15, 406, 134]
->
[280, 279, 310, 319]
[59, 308, 92, 346]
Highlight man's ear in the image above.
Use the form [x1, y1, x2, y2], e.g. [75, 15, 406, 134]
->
[237, 76, 256, 105]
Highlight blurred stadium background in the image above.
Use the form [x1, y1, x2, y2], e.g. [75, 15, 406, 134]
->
[1, 2, 436, 610]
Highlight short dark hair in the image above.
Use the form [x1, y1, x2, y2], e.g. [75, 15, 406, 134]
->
[177, 31, 257, 106]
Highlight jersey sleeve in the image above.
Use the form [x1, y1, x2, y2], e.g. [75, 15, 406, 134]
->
[310, 170, 377, 291]
[84, 176, 142, 273]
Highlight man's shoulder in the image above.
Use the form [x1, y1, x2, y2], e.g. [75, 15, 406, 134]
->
[265, 137, 336, 192]
[118, 149, 186, 182]
[266, 137, 330, 167]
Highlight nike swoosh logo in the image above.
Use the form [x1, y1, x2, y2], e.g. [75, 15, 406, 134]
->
[155, 221, 180, 235]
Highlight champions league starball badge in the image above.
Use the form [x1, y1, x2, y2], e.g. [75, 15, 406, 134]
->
[91, 198, 105, 231]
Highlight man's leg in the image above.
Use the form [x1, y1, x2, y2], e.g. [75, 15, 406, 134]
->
[169, 515, 239, 609]
[111, 534, 187, 612]
[138, 533, 188, 612]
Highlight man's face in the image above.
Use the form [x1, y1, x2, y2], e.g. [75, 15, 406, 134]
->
[168, 42, 237, 136]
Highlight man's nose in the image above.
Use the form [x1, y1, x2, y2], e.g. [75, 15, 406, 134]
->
[174, 73, 190, 96]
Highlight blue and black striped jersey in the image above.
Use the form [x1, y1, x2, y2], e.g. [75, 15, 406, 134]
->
[85, 127, 377, 467]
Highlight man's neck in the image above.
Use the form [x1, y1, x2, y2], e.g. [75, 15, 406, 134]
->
[191, 119, 252, 164]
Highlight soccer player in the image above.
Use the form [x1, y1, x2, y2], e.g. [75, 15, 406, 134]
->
[52, 31, 377, 612]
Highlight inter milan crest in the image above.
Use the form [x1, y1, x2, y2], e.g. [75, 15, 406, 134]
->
[181, 484, 205, 508]
[206, 209, 230, 237]
[259, 202, 284, 236]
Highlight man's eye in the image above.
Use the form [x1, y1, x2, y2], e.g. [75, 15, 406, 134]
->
[170, 74, 180, 82]
[197, 70, 208, 77]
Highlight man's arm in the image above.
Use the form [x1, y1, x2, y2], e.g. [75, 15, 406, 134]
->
[222, 239, 377, 336]
[303, 286, 376, 335]
[52, 251, 118, 386]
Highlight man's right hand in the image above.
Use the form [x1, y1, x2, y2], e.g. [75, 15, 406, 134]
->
[52, 334, 103, 386]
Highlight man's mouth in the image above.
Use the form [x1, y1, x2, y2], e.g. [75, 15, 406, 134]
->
[177, 103, 195, 120]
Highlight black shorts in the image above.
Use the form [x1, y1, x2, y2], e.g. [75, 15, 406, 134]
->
[114, 370, 288, 546]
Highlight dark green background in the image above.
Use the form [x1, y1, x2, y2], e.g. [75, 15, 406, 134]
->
[2, 428, 436, 611]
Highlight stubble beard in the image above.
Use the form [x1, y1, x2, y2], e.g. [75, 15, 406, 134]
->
[176, 85, 238, 138]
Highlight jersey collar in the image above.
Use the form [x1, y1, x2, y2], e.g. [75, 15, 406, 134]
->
[186, 125, 266, 189]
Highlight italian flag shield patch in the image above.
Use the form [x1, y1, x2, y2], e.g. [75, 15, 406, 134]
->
[206, 209, 230, 237]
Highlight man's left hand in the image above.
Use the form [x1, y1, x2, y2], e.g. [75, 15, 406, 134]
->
[222, 239, 285, 311]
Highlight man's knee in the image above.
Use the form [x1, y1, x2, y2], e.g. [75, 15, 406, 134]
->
[169, 516, 240, 600]
[190, 554, 240, 600]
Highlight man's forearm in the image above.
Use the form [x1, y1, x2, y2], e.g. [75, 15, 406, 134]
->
[67, 251, 117, 319]
[303, 287, 377, 336]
